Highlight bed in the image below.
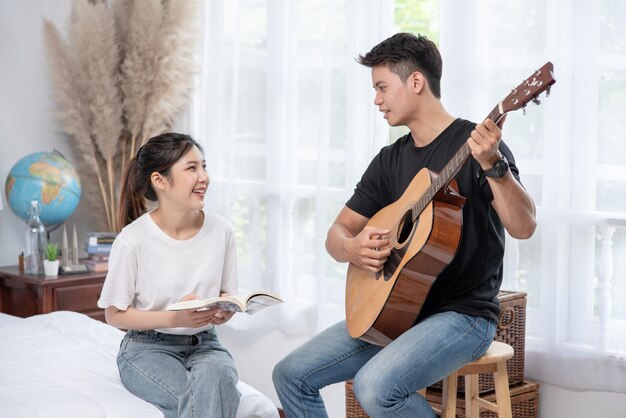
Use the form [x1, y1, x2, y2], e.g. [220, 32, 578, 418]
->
[0, 311, 279, 418]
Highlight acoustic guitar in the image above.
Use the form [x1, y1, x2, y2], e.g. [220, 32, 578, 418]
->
[345, 62, 556, 346]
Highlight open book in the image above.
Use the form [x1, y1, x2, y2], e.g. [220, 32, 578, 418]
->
[165, 291, 283, 315]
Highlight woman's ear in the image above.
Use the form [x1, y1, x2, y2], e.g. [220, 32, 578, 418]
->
[150, 171, 167, 192]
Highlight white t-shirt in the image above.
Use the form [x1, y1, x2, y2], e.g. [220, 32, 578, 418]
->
[97, 210, 238, 335]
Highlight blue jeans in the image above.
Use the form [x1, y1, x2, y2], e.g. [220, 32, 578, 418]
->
[117, 329, 240, 418]
[273, 311, 496, 418]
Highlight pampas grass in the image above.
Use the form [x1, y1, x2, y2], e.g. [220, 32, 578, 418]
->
[42, 19, 112, 230]
[70, 0, 123, 229]
[119, 0, 163, 160]
[141, 0, 202, 144]
[43, 0, 202, 231]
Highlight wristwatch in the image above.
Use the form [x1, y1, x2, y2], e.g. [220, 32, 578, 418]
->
[483, 156, 509, 179]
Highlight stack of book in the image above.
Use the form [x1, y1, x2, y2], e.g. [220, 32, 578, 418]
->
[83, 232, 117, 272]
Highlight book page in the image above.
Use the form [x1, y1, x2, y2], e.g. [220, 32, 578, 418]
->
[166, 298, 215, 311]
[210, 300, 244, 313]
[166, 292, 282, 313]
[242, 291, 282, 304]
[166, 297, 244, 312]
[244, 294, 283, 314]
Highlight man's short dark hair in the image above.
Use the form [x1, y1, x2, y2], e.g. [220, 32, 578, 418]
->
[358, 33, 442, 98]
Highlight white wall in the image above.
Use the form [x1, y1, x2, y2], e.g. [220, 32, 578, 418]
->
[0, 0, 93, 267]
[1, 2, 625, 417]
[539, 383, 626, 418]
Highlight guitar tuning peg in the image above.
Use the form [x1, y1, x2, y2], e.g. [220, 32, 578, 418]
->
[522, 105, 527, 116]
[546, 86, 551, 97]
[532, 97, 541, 105]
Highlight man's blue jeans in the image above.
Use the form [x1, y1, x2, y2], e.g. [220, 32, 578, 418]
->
[273, 311, 496, 418]
[117, 328, 240, 418]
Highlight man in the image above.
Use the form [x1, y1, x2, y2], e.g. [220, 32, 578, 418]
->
[272, 33, 536, 417]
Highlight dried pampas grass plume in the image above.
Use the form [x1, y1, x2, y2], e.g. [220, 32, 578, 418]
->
[119, 0, 163, 160]
[141, 0, 202, 144]
[70, 0, 123, 229]
[112, 0, 133, 58]
[42, 18, 112, 230]
[43, 0, 202, 231]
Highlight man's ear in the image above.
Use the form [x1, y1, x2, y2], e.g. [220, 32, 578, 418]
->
[150, 171, 167, 192]
[409, 71, 425, 94]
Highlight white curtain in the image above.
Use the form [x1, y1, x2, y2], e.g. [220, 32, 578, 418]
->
[192, 0, 626, 394]
[439, 0, 626, 392]
[191, 0, 394, 336]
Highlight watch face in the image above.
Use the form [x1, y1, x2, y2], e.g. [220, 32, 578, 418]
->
[485, 157, 509, 178]
[495, 159, 507, 176]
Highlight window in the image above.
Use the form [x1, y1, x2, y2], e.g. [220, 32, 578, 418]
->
[192, 0, 626, 390]
[440, 0, 626, 391]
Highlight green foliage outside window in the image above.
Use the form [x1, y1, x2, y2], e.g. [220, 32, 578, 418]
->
[394, 0, 439, 44]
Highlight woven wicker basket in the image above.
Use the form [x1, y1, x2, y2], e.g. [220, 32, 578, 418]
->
[345, 380, 367, 418]
[345, 380, 539, 418]
[430, 290, 527, 393]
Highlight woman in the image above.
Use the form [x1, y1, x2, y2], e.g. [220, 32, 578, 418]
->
[97, 133, 240, 417]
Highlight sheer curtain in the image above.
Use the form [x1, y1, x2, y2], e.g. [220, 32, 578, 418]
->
[191, 0, 394, 336]
[192, 0, 626, 393]
[440, 0, 626, 392]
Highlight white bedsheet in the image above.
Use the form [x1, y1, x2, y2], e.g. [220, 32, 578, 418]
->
[0, 311, 278, 418]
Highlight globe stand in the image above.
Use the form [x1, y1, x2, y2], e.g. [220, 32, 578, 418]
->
[45, 222, 63, 243]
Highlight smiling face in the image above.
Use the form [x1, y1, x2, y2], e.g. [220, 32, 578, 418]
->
[154, 145, 209, 212]
[371, 64, 421, 127]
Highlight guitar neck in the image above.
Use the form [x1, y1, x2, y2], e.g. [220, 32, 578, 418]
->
[414, 106, 504, 218]
[440, 106, 505, 186]
[412, 61, 556, 221]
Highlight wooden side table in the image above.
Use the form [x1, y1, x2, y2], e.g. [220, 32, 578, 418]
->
[0, 265, 107, 322]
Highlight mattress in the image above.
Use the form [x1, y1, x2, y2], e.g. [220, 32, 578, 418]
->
[0, 311, 278, 418]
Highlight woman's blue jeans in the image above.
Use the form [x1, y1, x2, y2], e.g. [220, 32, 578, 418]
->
[273, 311, 496, 418]
[117, 328, 240, 418]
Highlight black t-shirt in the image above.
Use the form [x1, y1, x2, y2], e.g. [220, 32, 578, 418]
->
[346, 118, 522, 323]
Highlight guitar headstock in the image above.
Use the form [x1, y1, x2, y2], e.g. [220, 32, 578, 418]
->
[499, 62, 556, 116]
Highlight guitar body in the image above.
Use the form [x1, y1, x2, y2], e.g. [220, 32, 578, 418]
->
[345, 168, 466, 346]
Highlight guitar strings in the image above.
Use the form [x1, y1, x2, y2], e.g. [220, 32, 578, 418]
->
[382, 191, 429, 247]
[381, 172, 448, 247]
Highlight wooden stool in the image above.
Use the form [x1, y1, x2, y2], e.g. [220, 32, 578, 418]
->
[346, 341, 514, 418]
[435, 340, 514, 418]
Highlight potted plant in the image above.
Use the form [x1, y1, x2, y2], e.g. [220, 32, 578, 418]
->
[43, 242, 60, 277]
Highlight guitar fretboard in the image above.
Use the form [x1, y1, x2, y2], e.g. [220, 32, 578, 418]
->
[410, 105, 504, 222]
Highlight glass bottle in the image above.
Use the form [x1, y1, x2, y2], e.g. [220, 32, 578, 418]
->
[24, 200, 47, 275]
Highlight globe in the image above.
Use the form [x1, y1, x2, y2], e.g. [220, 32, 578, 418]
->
[5, 151, 81, 226]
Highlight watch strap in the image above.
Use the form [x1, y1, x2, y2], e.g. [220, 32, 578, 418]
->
[483, 156, 509, 179]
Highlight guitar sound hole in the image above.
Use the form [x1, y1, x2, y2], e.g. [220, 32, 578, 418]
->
[397, 211, 415, 244]
[381, 211, 416, 281]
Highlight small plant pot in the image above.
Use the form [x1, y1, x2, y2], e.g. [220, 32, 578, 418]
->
[43, 259, 60, 277]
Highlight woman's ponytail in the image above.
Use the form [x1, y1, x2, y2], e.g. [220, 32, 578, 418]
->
[119, 158, 146, 228]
